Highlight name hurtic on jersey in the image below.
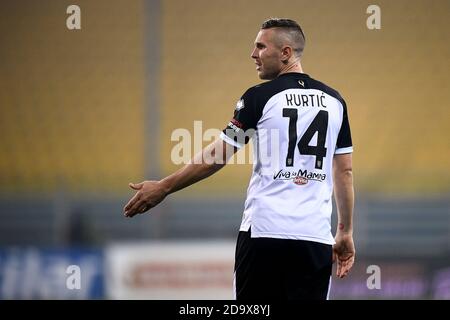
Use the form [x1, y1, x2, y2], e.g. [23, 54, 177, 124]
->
[285, 92, 327, 108]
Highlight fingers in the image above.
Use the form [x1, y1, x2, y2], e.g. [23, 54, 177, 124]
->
[124, 182, 145, 215]
[123, 192, 140, 212]
[124, 194, 149, 217]
[337, 260, 348, 278]
[124, 181, 158, 218]
[124, 199, 146, 217]
[336, 256, 354, 278]
[129, 182, 144, 190]
[336, 260, 343, 278]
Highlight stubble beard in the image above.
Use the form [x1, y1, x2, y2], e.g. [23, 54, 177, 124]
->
[258, 68, 279, 80]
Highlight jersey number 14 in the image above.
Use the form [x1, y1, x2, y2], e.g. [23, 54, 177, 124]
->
[282, 109, 328, 170]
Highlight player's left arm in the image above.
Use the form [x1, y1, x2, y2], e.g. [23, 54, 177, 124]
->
[332, 153, 355, 278]
[332, 98, 355, 278]
[123, 139, 237, 217]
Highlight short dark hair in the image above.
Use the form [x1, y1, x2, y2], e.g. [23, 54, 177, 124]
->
[261, 18, 306, 56]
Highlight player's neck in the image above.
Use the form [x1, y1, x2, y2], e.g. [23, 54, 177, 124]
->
[278, 61, 303, 76]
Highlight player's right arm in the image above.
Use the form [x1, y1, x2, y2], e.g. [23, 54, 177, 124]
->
[123, 87, 259, 218]
[123, 139, 237, 218]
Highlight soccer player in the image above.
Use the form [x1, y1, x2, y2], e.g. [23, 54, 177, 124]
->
[124, 18, 355, 300]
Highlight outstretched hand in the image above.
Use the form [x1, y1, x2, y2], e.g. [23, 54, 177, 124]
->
[332, 233, 355, 278]
[123, 181, 167, 217]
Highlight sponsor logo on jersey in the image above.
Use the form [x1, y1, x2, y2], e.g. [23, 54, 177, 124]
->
[293, 176, 308, 185]
[273, 169, 326, 184]
[235, 99, 245, 111]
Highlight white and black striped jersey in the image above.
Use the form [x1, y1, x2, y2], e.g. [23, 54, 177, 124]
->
[220, 72, 353, 244]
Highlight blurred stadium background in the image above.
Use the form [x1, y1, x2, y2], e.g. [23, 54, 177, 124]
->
[0, 0, 449, 299]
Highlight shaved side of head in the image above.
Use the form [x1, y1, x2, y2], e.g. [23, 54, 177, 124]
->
[261, 18, 306, 58]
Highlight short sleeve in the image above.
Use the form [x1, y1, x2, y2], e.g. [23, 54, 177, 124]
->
[220, 87, 260, 149]
[335, 100, 353, 154]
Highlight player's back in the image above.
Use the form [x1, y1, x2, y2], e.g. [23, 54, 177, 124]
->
[221, 72, 353, 243]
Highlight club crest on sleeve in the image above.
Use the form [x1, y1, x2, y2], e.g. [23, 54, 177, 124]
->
[235, 99, 245, 111]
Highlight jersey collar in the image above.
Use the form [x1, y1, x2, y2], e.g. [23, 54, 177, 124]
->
[277, 72, 310, 78]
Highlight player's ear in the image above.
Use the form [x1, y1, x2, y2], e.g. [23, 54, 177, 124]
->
[281, 46, 292, 63]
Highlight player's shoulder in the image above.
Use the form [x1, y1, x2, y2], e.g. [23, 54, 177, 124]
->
[241, 77, 295, 104]
[241, 73, 347, 108]
[242, 80, 275, 97]
[307, 76, 346, 105]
